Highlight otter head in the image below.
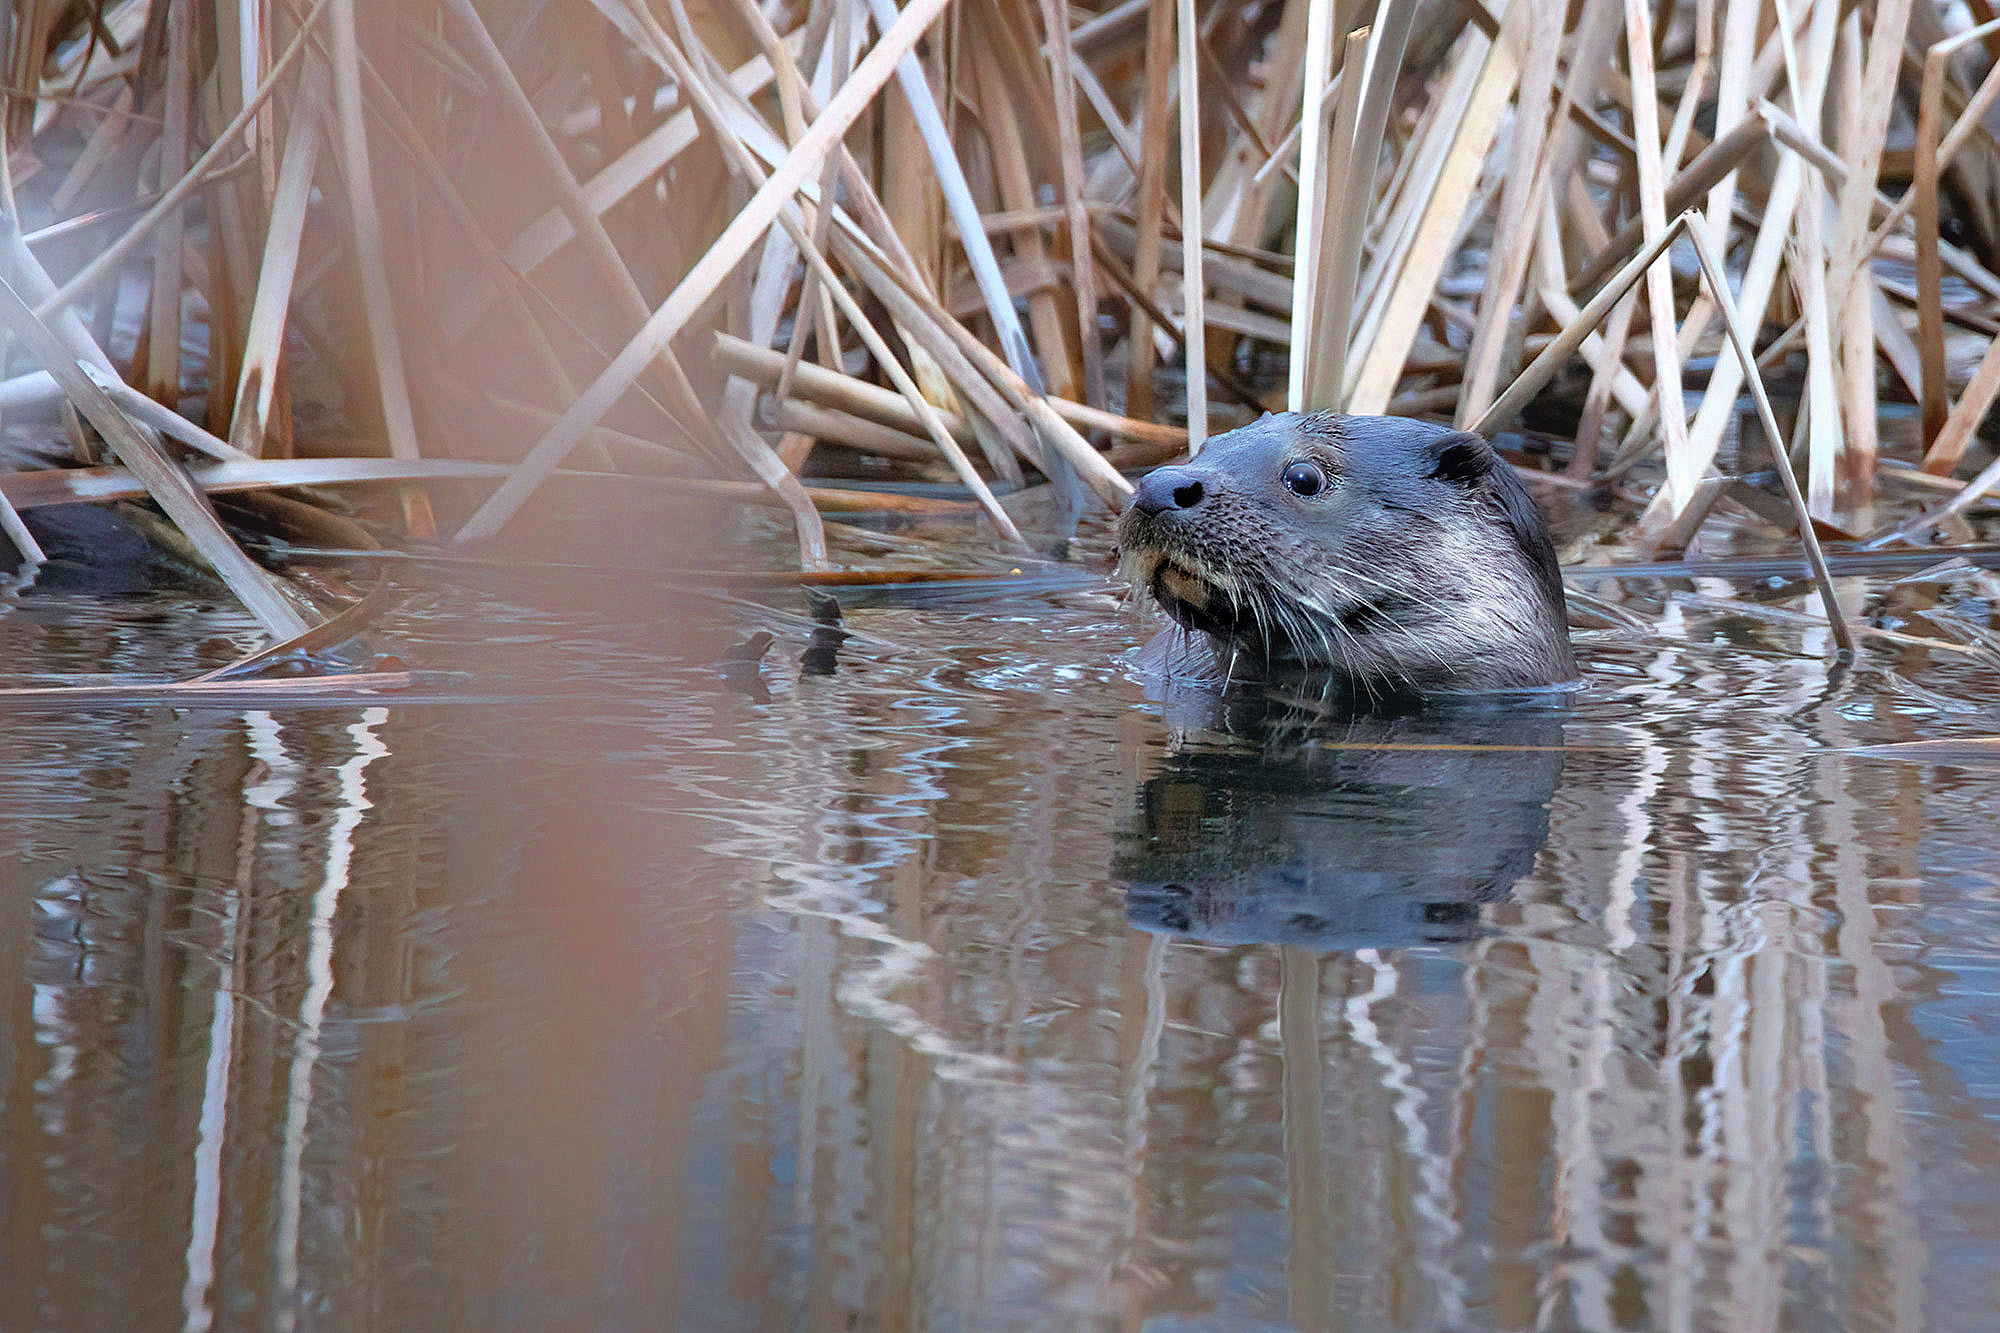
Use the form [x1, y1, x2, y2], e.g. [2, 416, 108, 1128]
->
[1117, 412, 1576, 694]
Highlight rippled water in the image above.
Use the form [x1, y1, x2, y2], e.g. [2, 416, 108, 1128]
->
[4, 519, 2000, 1331]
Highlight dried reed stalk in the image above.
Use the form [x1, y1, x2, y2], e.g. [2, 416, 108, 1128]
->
[0, 271, 308, 637]
[452, 0, 962, 545]
[1, 0, 1998, 647]
[1174, 0, 1207, 448]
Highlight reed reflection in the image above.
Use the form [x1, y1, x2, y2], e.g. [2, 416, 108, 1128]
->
[4, 584, 1999, 1331]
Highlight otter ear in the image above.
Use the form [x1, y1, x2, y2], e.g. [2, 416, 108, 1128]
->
[1425, 430, 1496, 485]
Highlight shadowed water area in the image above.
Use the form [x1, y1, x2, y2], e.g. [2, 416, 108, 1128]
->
[4, 511, 2000, 1331]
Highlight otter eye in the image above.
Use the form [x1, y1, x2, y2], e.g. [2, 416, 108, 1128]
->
[1281, 460, 1326, 498]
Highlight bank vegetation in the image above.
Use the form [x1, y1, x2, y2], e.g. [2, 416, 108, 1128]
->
[1, 0, 1998, 660]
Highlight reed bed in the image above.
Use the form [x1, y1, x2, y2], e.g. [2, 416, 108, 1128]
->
[4, 0, 2000, 647]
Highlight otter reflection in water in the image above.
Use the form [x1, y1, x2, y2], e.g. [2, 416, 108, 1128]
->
[1115, 691, 1566, 951]
[1117, 411, 1575, 696]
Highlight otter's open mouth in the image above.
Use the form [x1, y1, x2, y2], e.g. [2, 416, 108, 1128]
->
[1125, 546, 1261, 643]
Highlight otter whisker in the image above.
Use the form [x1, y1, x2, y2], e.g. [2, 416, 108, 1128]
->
[1299, 561, 1461, 679]
[1259, 582, 1310, 660]
[1274, 584, 1373, 702]
[1307, 588, 1410, 698]
[1301, 601, 1363, 694]
[1268, 596, 1317, 672]
[1273, 571, 1364, 675]
[1296, 605, 1349, 684]
[1324, 595, 1459, 679]
[1250, 585, 1280, 662]
[1224, 582, 1260, 682]
[1319, 556, 1465, 630]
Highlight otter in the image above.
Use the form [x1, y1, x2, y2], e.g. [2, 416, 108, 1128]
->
[1116, 412, 1575, 695]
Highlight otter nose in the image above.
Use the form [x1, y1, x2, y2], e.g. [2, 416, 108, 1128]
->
[1131, 467, 1208, 517]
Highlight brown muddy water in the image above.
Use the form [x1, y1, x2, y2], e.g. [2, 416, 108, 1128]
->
[4, 513, 2000, 1332]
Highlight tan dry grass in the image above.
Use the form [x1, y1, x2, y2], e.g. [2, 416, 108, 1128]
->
[2, 0, 2000, 611]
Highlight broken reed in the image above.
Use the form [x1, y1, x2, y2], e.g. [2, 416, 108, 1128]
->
[2, 0, 2000, 637]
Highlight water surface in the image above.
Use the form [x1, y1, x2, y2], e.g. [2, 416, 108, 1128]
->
[3, 522, 1999, 1331]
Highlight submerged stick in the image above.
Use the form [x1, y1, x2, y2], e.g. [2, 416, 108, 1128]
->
[0, 673, 415, 707]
